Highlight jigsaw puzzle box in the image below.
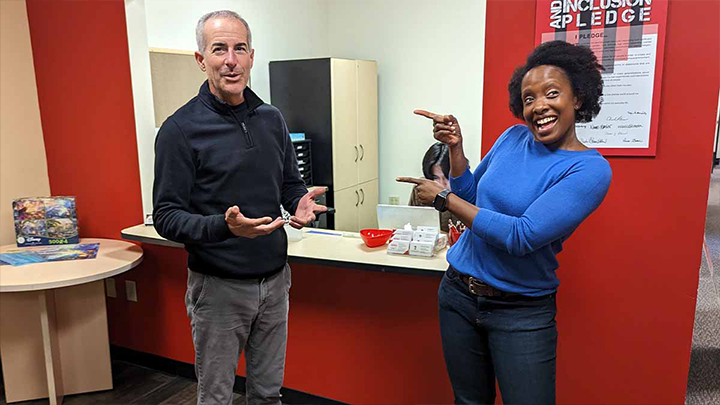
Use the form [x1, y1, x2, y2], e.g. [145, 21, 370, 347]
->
[12, 197, 79, 247]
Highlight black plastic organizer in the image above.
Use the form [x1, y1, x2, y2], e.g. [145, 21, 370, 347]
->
[292, 139, 312, 186]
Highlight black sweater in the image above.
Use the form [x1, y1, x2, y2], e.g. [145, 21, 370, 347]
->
[153, 82, 307, 278]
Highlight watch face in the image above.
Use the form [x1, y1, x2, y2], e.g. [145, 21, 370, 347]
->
[434, 191, 447, 212]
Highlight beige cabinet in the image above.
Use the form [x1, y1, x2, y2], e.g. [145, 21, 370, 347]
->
[330, 59, 378, 232]
[330, 59, 360, 192]
[269, 58, 378, 232]
[334, 179, 379, 232]
[331, 59, 379, 191]
[357, 61, 379, 184]
[357, 179, 379, 230]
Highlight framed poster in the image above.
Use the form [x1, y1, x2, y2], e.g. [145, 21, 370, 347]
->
[535, 0, 668, 156]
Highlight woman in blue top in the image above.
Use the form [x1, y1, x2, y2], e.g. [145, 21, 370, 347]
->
[397, 41, 612, 404]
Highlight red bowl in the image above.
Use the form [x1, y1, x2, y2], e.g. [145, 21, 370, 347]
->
[360, 229, 393, 248]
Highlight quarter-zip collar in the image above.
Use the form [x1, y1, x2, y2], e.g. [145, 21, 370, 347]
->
[197, 80, 264, 119]
[197, 80, 262, 148]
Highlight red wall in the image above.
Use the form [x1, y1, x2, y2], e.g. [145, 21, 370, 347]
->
[25, 0, 717, 404]
[26, 0, 143, 240]
[482, 0, 718, 404]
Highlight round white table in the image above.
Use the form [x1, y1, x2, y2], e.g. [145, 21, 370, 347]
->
[0, 238, 143, 404]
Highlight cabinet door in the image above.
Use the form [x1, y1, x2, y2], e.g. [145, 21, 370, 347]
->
[333, 186, 360, 232]
[357, 179, 378, 231]
[331, 59, 359, 192]
[357, 60, 378, 184]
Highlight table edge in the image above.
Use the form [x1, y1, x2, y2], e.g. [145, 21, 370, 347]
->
[0, 255, 144, 293]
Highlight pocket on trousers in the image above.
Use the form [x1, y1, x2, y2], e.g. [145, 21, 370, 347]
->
[186, 270, 210, 316]
[444, 266, 457, 280]
[285, 263, 292, 292]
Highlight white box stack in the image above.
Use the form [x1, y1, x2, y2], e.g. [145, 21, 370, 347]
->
[387, 225, 447, 257]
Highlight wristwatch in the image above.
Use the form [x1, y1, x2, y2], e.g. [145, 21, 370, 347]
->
[433, 189, 452, 212]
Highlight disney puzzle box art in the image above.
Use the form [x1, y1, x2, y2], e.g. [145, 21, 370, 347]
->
[13, 197, 79, 247]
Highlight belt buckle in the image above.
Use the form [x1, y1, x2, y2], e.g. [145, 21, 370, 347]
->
[468, 276, 484, 296]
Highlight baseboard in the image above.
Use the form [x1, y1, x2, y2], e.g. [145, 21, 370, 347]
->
[110, 345, 348, 405]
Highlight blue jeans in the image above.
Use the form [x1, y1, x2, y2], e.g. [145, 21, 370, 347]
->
[438, 268, 557, 405]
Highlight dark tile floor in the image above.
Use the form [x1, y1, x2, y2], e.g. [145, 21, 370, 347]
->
[0, 361, 246, 405]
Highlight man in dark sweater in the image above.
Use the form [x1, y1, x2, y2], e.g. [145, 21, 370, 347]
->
[152, 10, 326, 405]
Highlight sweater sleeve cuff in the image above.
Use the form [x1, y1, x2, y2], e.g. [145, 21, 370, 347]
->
[288, 195, 303, 216]
[211, 214, 235, 241]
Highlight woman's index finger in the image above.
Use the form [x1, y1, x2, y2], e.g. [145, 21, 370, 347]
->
[396, 176, 424, 184]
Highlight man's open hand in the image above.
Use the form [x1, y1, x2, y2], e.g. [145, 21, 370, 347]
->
[289, 188, 328, 229]
[225, 206, 285, 238]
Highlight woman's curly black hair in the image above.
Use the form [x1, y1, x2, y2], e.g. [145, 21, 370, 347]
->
[508, 40, 604, 123]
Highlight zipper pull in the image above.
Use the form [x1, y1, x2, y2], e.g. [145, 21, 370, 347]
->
[240, 121, 254, 147]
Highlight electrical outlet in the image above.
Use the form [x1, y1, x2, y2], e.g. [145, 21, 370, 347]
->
[125, 280, 138, 302]
[389, 196, 400, 205]
[105, 278, 117, 298]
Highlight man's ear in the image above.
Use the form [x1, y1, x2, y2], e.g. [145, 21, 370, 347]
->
[249, 48, 255, 70]
[195, 51, 206, 72]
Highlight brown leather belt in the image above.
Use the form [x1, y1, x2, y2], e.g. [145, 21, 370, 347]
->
[447, 266, 518, 297]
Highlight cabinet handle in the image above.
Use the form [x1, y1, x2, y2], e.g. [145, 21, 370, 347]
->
[359, 144, 364, 161]
[354, 146, 359, 162]
[359, 188, 365, 204]
[355, 190, 360, 206]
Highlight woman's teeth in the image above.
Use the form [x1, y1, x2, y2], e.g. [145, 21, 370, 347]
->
[537, 117, 556, 125]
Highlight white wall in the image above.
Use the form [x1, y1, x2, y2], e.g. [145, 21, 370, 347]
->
[130, 0, 487, 216]
[125, 0, 157, 220]
[327, 0, 486, 204]
[144, 0, 331, 103]
[0, 0, 51, 245]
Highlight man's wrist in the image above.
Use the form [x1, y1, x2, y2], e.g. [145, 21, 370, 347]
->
[220, 217, 238, 238]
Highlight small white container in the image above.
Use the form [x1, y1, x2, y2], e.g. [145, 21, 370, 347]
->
[387, 240, 410, 255]
[391, 233, 412, 242]
[284, 224, 303, 242]
[435, 234, 448, 251]
[409, 240, 435, 257]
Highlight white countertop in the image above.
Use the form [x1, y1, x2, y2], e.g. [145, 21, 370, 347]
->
[121, 224, 448, 275]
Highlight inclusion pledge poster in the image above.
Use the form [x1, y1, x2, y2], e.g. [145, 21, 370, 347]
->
[535, 0, 668, 156]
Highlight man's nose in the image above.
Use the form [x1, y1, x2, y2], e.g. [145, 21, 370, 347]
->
[225, 51, 237, 68]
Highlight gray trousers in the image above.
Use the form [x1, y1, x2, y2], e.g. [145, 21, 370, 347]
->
[185, 264, 291, 405]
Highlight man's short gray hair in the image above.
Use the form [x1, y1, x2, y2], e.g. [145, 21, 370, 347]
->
[195, 10, 252, 54]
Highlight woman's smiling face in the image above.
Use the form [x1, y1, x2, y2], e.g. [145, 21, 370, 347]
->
[521, 65, 581, 149]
